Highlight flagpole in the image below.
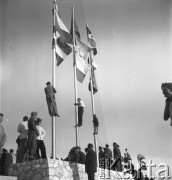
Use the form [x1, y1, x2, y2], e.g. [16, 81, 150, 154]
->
[52, 0, 57, 160]
[72, 6, 79, 147]
[86, 24, 99, 167]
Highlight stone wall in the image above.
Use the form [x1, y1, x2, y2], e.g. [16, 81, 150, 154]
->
[0, 176, 17, 180]
[8, 159, 130, 180]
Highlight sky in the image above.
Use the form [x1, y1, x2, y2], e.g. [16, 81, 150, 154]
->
[0, 0, 172, 177]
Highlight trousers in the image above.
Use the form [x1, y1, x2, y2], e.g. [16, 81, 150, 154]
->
[27, 132, 37, 157]
[36, 140, 47, 159]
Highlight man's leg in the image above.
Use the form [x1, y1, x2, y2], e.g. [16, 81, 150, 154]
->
[78, 107, 83, 126]
[29, 133, 37, 160]
[46, 98, 53, 116]
[52, 98, 59, 116]
[40, 140, 47, 159]
[36, 140, 40, 159]
[87, 172, 95, 180]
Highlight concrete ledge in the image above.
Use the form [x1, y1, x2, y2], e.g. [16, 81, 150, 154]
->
[8, 159, 131, 180]
[0, 176, 17, 180]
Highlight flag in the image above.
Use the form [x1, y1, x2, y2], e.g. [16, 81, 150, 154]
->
[88, 70, 98, 94]
[75, 36, 90, 83]
[86, 26, 97, 55]
[70, 12, 80, 39]
[53, 10, 72, 66]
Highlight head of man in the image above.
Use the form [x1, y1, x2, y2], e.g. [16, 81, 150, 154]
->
[77, 98, 81, 102]
[99, 146, 102, 151]
[0, 113, 4, 124]
[46, 81, 51, 86]
[87, 143, 93, 149]
[31, 112, 38, 120]
[23, 116, 28, 122]
[36, 118, 42, 125]
[161, 83, 172, 98]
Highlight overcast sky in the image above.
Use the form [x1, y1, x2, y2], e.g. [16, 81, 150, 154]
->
[0, 0, 172, 175]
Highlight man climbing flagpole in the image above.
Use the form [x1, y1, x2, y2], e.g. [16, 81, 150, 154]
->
[86, 24, 99, 166]
[71, 5, 79, 147]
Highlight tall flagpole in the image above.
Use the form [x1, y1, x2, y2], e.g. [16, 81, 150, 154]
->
[86, 24, 99, 166]
[52, 0, 57, 159]
[72, 6, 79, 147]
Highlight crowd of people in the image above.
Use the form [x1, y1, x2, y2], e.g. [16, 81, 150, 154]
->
[16, 112, 47, 162]
[0, 108, 147, 180]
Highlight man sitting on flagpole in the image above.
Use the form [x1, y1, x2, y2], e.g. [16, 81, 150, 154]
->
[74, 98, 85, 127]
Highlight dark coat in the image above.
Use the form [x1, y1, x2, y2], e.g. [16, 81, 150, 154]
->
[85, 149, 97, 172]
[44, 86, 56, 99]
[28, 117, 39, 135]
[78, 151, 86, 164]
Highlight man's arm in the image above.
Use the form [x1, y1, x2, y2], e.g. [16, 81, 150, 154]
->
[53, 87, 57, 93]
[17, 123, 21, 132]
[30, 120, 39, 135]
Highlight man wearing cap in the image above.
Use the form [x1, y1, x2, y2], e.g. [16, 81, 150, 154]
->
[27, 112, 39, 160]
[44, 81, 60, 117]
[17, 116, 28, 162]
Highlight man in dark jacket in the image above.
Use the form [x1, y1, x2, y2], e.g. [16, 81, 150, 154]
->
[27, 112, 39, 160]
[85, 143, 97, 180]
[44, 81, 60, 117]
[112, 142, 122, 172]
[78, 147, 86, 164]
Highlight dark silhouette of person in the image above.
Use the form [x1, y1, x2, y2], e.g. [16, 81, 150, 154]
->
[112, 142, 122, 172]
[124, 148, 131, 164]
[44, 81, 60, 117]
[27, 112, 39, 161]
[78, 147, 86, 164]
[68, 146, 80, 163]
[98, 146, 105, 168]
[85, 143, 97, 180]
[93, 114, 99, 134]
[74, 98, 85, 127]
[0, 148, 13, 175]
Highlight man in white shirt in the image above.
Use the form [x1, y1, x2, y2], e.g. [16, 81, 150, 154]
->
[74, 98, 85, 127]
[36, 118, 47, 159]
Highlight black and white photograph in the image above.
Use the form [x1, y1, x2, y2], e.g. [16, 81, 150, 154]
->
[0, 0, 171, 179]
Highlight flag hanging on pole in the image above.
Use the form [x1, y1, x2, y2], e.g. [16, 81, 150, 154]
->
[88, 69, 98, 94]
[70, 12, 80, 39]
[53, 9, 72, 66]
[86, 26, 97, 56]
[75, 36, 90, 83]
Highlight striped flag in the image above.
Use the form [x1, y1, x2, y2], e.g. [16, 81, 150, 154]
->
[53, 9, 72, 66]
[75, 36, 90, 83]
[86, 26, 97, 56]
[88, 69, 98, 94]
